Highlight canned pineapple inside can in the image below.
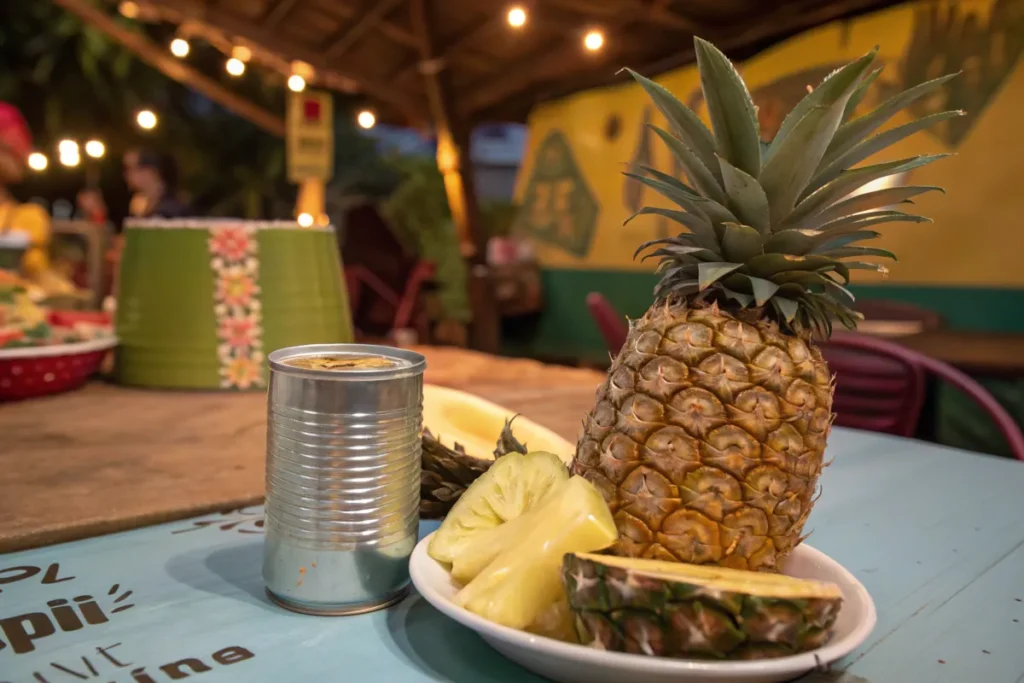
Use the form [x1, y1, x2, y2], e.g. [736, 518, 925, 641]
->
[283, 355, 399, 371]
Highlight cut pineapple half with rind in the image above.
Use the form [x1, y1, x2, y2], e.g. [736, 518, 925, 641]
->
[563, 552, 844, 659]
[428, 450, 568, 565]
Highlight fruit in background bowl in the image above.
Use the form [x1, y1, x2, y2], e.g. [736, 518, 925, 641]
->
[420, 384, 574, 518]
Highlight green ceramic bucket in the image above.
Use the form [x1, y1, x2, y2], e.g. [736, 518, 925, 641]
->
[116, 218, 353, 390]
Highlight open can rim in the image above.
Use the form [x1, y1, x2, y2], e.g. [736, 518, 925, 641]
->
[268, 343, 426, 382]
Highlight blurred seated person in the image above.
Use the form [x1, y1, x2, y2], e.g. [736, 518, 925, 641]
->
[107, 148, 191, 283]
[123, 147, 190, 220]
[0, 102, 76, 296]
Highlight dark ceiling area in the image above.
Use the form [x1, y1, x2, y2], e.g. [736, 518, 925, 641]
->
[106, 0, 905, 125]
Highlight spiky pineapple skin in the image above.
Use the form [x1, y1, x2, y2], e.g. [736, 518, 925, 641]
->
[562, 553, 841, 658]
[571, 302, 833, 572]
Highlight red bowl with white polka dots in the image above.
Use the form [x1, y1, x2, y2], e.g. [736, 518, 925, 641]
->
[0, 337, 118, 401]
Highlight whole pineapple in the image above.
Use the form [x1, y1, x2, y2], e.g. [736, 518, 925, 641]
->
[572, 38, 959, 571]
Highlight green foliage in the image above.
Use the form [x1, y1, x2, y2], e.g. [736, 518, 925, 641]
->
[382, 156, 471, 323]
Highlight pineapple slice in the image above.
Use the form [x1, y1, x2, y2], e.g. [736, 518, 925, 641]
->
[453, 476, 616, 631]
[427, 450, 568, 568]
[563, 553, 844, 658]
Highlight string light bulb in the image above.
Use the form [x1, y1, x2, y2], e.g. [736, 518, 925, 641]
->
[507, 6, 527, 28]
[136, 109, 158, 130]
[584, 29, 604, 51]
[28, 153, 48, 172]
[59, 150, 81, 168]
[291, 60, 315, 79]
[288, 74, 306, 92]
[297, 212, 314, 228]
[232, 45, 253, 62]
[85, 140, 106, 159]
[58, 139, 79, 156]
[118, 1, 139, 18]
[226, 58, 246, 77]
[170, 38, 190, 58]
[357, 110, 376, 129]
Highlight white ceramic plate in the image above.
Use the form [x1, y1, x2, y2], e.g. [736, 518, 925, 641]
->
[409, 533, 876, 683]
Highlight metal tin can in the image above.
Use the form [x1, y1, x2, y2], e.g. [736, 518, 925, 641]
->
[263, 343, 425, 616]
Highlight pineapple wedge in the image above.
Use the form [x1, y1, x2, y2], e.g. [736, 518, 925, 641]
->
[453, 475, 616, 631]
[428, 450, 568, 569]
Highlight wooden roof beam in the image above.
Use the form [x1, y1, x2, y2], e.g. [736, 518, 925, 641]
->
[148, 0, 423, 119]
[391, 12, 501, 84]
[262, 0, 299, 28]
[54, 0, 286, 137]
[548, 0, 703, 33]
[324, 0, 407, 61]
[461, 31, 638, 117]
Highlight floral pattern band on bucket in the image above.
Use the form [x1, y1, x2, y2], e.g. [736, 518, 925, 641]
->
[208, 223, 265, 390]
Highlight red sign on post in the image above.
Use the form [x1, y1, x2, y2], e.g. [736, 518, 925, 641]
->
[287, 90, 333, 183]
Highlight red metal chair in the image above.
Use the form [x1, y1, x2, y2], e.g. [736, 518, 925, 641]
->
[823, 332, 1024, 461]
[586, 292, 629, 356]
[346, 262, 435, 342]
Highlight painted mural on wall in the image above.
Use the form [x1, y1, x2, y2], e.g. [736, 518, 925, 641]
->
[512, 131, 599, 258]
[516, 0, 1024, 287]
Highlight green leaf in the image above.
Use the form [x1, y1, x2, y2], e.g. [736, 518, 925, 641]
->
[823, 280, 856, 306]
[721, 222, 764, 262]
[743, 275, 780, 306]
[625, 205, 715, 238]
[772, 296, 800, 322]
[843, 66, 883, 122]
[718, 157, 770, 233]
[764, 50, 876, 162]
[844, 261, 892, 274]
[771, 270, 838, 287]
[763, 229, 820, 254]
[694, 37, 762, 177]
[648, 126, 726, 203]
[698, 262, 744, 290]
[622, 172, 718, 246]
[823, 72, 960, 166]
[655, 279, 701, 300]
[818, 209, 930, 234]
[785, 155, 950, 228]
[643, 245, 720, 263]
[811, 230, 881, 252]
[810, 111, 964, 191]
[799, 185, 943, 228]
[760, 51, 875, 224]
[818, 246, 897, 260]
[722, 287, 755, 307]
[629, 165, 738, 227]
[625, 68, 721, 181]
[746, 253, 837, 278]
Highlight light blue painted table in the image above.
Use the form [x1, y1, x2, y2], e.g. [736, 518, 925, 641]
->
[2, 428, 1023, 682]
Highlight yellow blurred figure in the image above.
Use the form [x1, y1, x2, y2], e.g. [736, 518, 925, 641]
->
[0, 102, 74, 296]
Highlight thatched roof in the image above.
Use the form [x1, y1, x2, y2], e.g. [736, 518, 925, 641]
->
[97, 0, 901, 126]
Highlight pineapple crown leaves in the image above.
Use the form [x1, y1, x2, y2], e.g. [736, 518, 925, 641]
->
[624, 37, 960, 338]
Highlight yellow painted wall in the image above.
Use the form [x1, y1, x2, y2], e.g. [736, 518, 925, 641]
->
[514, 0, 1024, 287]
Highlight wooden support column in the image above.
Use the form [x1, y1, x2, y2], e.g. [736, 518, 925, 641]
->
[411, 0, 498, 352]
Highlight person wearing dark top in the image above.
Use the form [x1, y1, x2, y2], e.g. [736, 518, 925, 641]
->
[122, 147, 191, 219]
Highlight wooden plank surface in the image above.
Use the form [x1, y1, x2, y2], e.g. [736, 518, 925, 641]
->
[2, 428, 1023, 681]
[0, 346, 603, 553]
